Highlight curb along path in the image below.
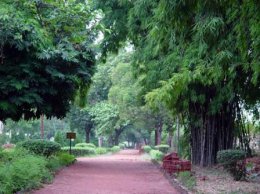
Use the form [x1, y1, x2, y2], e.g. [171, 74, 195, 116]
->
[34, 150, 182, 194]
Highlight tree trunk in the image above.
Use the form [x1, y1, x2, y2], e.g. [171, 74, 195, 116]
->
[155, 118, 163, 145]
[190, 102, 235, 166]
[114, 133, 119, 145]
[167, 130, 173, 148]
[85, 128, 91, 143]
[40, 114, 44, 139]
[114, 127, 124, 145]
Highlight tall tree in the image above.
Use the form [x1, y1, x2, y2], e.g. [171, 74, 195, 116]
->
[0, 0, 98, 121]
[95, 0, 260, 166]
[68, 106, 94, 143]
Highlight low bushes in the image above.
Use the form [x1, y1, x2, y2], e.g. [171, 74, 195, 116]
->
[61, 145, 121, 157]
[75, 143, 96, 148]
[62, 147, 96, 156]
[217, 149, 246, 180]
[0, 144, 75, 193]
[111, 146, 120, 153]
[56, 152, 76, 166]
[95, 147, 107, 155]
[47, 152, 76, 171]
[143, 145, 152, 153]
[17, 140, 61, 157]
[0, 149, 52, 194]
[118, 143, 126, 149]
[149, 149, 164, 161]
[154, 144, 170, 153]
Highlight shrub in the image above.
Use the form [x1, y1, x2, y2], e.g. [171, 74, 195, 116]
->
[62, 147, 96, 156]
[217, 149, 246, 180]
[154, 144, 170, 153]
[149, 149, 164, 161]
[57, 152, 76, 166]
[46, 152, 75, 172]
[0, 154, 52, 193]
[95, 147, 107, 155]
[177, 171, 196, 190]
[111, 146, 120, 153]
[17, 140, 61, 157]
[217, 149, 246, 164]
[75, 143, 96, 148]
[1, 148, 30, 163]
[118, 143, 126, 149]
[54, 131, 67, 147]
[143, 145, 152, 153]
[46, 156, 61, 172]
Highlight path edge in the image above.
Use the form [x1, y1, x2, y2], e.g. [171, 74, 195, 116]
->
[151, 160, 191, 194]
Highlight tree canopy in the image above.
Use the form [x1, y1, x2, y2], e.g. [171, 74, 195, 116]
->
[0, 0, 98, 121]
[95, 0, 260, 166]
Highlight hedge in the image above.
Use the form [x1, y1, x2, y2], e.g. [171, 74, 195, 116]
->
[118, 143, 126, 149]
[17, 140, 61, 157]
[95, 147, 107, 155]
[154, 144, 170, 153]
[47, 152, 76, 171]
[62, 147, 96, 156]
[75, 143, 96, 148]
[149, 149, 164, 161]
[217, 149, 246, 165]
[111, 146, 120, 153]
[143, 145, 152, 153]
[217, 149, 246, 180]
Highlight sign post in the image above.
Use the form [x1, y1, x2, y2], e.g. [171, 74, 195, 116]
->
[66, 132, 76, 154]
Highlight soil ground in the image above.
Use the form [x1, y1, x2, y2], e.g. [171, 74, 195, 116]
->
[193, 165, 260, 194]
[33, 150, 183, 194]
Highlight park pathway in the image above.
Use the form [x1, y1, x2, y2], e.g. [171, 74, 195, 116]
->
[34, 150, 184, 194]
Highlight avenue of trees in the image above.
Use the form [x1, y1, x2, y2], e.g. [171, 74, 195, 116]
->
[94, 0, 260, 166]
[0, 0, 259, 167]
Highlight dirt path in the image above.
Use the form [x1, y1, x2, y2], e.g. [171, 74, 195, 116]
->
[34, 150, 183, 194]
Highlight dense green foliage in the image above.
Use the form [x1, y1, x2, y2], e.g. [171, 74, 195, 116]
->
[0, 149, 50, 193]
[62, 146, 96, 156]
[61, 145, 121, 156]
[118, 143, 126, 149]
[75, 143, 96, 148]
[154, 144, 170, 154]
[111, 146, 120, 153]
[217, 149, 247, 180]
[143, 145, 152, 153]
[217, 149, 246, 165]
[0, 155, 51, 193]
[95, 147, 107, 155]
[0, 0, 97, 121]
[47, 152, 75, 171]
[0, 148, 75, 193]
[149, 149, 164, 161]
[17, 140, 61, 157]
[95, 0, 260, 166]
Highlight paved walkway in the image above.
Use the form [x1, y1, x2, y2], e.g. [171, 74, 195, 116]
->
[34, 150, 182, 194]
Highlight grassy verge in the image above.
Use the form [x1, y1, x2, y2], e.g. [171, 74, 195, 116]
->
[0, 147, 75, 193]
